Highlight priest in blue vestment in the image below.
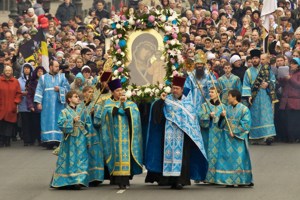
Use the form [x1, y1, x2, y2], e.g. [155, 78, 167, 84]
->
[242, 49, 277, 145]
[101, 79, 143, 189]
[34, 60, 70, 149]
[184, 52, 217, 112]
[145, 76, 208, 190]
[217, 90, 253, 187]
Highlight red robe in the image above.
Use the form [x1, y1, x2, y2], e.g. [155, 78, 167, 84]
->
[0, 75, 22, 123]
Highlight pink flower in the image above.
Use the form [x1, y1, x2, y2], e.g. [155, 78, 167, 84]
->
[172, 70, 179, 76]
[118, 67, 124, 72]
[113, 30, 117, 35]
[121, 15, 127, 20]
[132, 91, 136, 96]
[148, 15, 155, 23]
[117, 49, 122, 54]
[172, 33, 177, 39]
[115, 44, 120, 49]
[118, 34, 122, 38]
[170, 58, 175, 64]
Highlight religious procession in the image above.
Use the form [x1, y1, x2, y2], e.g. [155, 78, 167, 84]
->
[0, 0, 300, 192]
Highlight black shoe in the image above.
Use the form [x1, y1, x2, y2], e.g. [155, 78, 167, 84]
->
[266, 138, 273, 145]
[248, 183, 254, 187]
[118, 184, 126, 189]
[226, 185, 235, 188]
[89, 181, 102, 187]
[72, 184, 81, 190]
[171, 184, 183, 190]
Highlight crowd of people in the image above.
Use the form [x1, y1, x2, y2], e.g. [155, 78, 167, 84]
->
[0, 0, 300, 190]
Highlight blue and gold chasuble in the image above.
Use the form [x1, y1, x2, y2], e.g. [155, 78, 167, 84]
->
[216, 103, 253, 185]
[34, 73, 70, 142]
[146, 94, 208, 180]
[101, 98, 143, 176]
[51, 106, 89, 188]
[218, 74, 242, 105]
[242, 66, 276, 139]
[77, 101, 104, 182]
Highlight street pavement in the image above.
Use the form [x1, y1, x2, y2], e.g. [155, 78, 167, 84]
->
[0, 141, 299, 200]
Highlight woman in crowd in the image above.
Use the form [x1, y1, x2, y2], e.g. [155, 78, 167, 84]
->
[279, 57, 300, 143]
[26, 66, 47, 146]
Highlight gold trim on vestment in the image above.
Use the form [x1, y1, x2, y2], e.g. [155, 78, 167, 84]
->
[53, 171, 88, 177]
[89, 167, 104, 171]
[251, 124, 274, 130]
[209, 169, 252, 174]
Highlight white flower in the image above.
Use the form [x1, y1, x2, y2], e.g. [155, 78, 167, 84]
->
[164, 25, 172, 32]
[172, 65, 176, 70]
[158, 83, 164, 89]
[137, 90, 142, 96]
[128, 17, 135, 25]
[113, 70, 119, 76]
[144, 88, 151, 94]
[116, 61, 122, 66]
[115, 39, 119, 44]
[125, 90, 132, 98]
[116, 24, 121, 29]
[114, 15, 121, 22]
[168, 16, 175, 22]
[160, 15, 167, 22]
[164, 86, 171, 93]
[155, 10, 161, 15]
[170, 39, 176, 46]
[120, 52, 125, 57]
[127, 85, 133, 90]
[155, 88, 160, 94]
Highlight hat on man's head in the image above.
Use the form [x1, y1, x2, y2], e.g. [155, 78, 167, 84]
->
[108, 79, 122, 91]
[194, 52, 205, 64]
[172, 76, 186, 88]
[100, 72, 112, 82]
[250, 49, 261, 58]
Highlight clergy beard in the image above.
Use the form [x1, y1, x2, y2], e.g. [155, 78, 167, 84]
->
[195, 67, 205, 79]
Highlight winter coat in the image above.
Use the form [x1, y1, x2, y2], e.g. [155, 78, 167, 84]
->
[55, 3, 77, 23]
[279, 70, 300, 110]
[26, 66, 47, 113]
[18, 63, 34, 112]
[0, 75, 22, 123]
